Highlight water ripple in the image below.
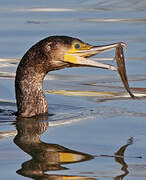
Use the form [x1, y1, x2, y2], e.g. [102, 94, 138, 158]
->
[83, 18, 146, 23]
[0, 8, 75, 12]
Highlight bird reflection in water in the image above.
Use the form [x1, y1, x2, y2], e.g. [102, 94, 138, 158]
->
[14, 116, 94, 179]
[13, 115, 134, 180]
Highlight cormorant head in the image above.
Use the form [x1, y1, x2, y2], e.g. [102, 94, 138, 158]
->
[20, 36, 126, 76]
[42, 35, 126, 72]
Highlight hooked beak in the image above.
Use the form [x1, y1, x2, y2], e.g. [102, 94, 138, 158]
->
[64, 42, 127, 71]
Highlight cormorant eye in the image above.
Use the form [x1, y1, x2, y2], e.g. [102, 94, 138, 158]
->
[74, 44, 80, 49]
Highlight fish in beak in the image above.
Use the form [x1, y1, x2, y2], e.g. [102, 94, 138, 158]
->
[64, 41, 127, 71]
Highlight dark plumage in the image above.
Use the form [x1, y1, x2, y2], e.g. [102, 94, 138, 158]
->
[15, 36, 84, 117]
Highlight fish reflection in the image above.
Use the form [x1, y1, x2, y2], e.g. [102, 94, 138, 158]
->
[14, 116, 94, 179]
[114, 138, 133, 180]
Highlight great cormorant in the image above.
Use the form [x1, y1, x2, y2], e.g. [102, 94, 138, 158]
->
[15, 36, 125, 117]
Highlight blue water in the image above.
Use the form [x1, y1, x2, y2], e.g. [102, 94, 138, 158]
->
[1, 0, 146, 179]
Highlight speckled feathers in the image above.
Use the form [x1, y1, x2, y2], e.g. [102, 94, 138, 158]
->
[15, 36, 83, 117]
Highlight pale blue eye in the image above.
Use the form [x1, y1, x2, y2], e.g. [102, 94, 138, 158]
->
[74, 44, 80, 49]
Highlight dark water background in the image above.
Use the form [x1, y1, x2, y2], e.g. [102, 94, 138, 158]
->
[1, 0, 146, 179]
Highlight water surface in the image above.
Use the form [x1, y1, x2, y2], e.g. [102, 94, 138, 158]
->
[0, 0, 146, 179]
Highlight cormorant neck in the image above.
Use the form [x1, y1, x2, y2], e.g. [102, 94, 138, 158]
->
[15, 67, 48, 117]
